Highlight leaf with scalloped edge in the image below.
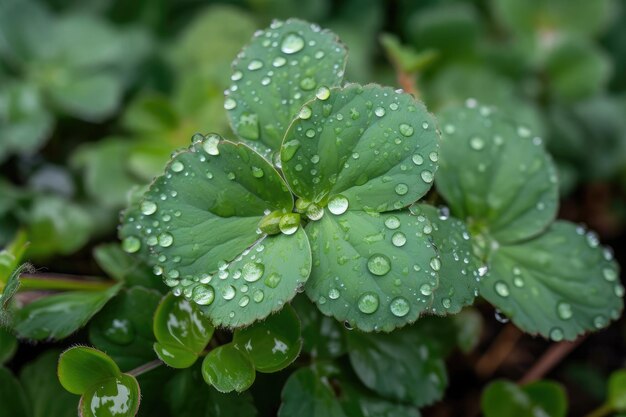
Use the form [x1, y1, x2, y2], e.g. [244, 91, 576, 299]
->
[201, 343, 255, 393]
[305, 210, 439, 332]
[480, 221, 624, 341]
[282, 84, 439, 213]
[435, 101, 558, 245]
[412, 204, 480, 315]
[153, 293, 214, 368]
[226, 18, 347, 154]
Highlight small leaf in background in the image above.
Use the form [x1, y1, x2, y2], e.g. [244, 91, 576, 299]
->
[435, 101, 558, 245]
[227, 19, 347, 153]
[0, 263, 29, 325]
[13, 283, 122, 340]
[153, 293, 214, 368]
[233, 304, 302, 373]
[58, 347, 141, 417]
[201, 344, 256, 393]
[0, 366, 29, 417]
[0, 230, 29, 283]
[345, 326, 448, 407]
[282, 84, 438, 212]
[481, 379, 567, 417]
[278, 367, 346, 417]
[453, 308, 483, 353]
[379, 33, 438, 74]
[413, 204, 480, 315]
[608, 370, 626, 411]
[0, 327, 17, 364]
[480, 221, 624, 341]
[90, 287, 162, 370]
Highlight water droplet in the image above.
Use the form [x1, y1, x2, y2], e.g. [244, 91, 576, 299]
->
[122, 236, 141, 253]
[315, 86, 330, 100]
[247, 59, 264, 71]
[469, 137, 485, 151]
[495, 309, 509, 323]
[222, 285, 236, 300]
[141, 201, 157, 215]
[603, 267, 617, 282]
[615, 284, 625, 297]
[281, 33, 305, 54]
[239, 296, 250, 307]
[442, 298, 451, 309]
[243, 262, 264, 282]
[328, 288, 340, 300]
[420, 284, 432, 296]
[328, 195, 349, 215]
[300, 77, 316, 90]
[390, 297, 410, 317]
[429, 257, 441, 271]
[550, 327, 564, 341]
[203, 134, 220, 155]
[298, 106, 312, 120]
[231, 71, 243, 81]
[279, 213, 300, 235]
[158, 232, 174, 248]
[273, 56, 286, 67]
[594, 315, 607, 329]
[171, 161, 184, 172]
[253, 289, 264, 303]
[367, 254, 391, 276]
[305, 128, 316, 138]
[494, 281, 509, 297]
[250, 166, 264, 178]
[374, 107, 385, 117]
[193, 285, 215, 305]
[390, 103, 399, 111]
[557, 301, 572, 320]
[395, 183, 409, 195]
[429, 152, 438, 162]
[264, 272, 281, 288]
[412, 154, 424, 165]
[421, 170, 434, 183]
[306, 203, 324, 221]
[392, 232, 406, 247]
[101, 318, 135, 345]
[224, 97, 237, 110]
[358, 292, 379, 314]
[384, 216, 400, 230]
[399, 123, 414, 137]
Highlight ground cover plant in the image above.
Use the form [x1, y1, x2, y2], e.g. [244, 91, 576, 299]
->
[1, 1, 626, 416]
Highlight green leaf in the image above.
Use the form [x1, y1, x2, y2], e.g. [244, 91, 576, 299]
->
[90, 287, 162, 370]
[166, 367, 258, 417]
[58, 346, 122, 395]
[293, 295, 345, 359]
[0, 327, 17, 364]
[226, 18, 347, 152]
[306, 211, 439, 332]
[278, 367, 347, 417]
[338, 375, 422, 417]
[19, 350, 77, 417]
[412, 204, 480, 315]
[608, 370, 626, 411]
[379, 33, 438, 74]
[345, 327, 447, 407]
[480, 221, 624, 341]
[13, 283, 122, 340]
[93, 243, 165, 291]
[233, 304, 302, 373]
[201, 343, 255, 393]
[435, 102, 558, 244]
[0, 263, 27, 325]
[453, 308, 483, 353]
[153, 293, 214, 368]
[0, 229, 28, 283]
[482, 379, 567, 417]
[79, 373, 140, 417]
[0, 366, 29, 417]
[282, 84, 439, 212]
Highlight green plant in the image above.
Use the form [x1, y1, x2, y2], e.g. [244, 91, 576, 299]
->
[1, 15, 625, 417]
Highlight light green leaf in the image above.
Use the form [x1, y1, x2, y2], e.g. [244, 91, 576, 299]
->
[608, 370, 626, 411]
[412, 204, 480, 315]
[0, 327, 17, 364]
[13, 283, 122, 340]
[79, 373, 140, 417]
[0, 366, 29, 417]
[480, 221, 624, 341]
[481, 379, 567, 417]
[0, 229, 28, 283]
[58, 346, 122, 395]
[201, 343, 255, 393]
[90, 287, 162, 370]
[278, 367, 347, 417]
[226, 19, 347, 152]
[306, 211, 439, 332]
[282, 84, 439, 212]
[435, 102, 558, 244]
[153, 293, 214, 369]
[233, 304, 302, 373]
[345, 327, 447, 407]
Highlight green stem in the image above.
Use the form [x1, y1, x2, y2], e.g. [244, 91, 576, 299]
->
[18, 274, 115, 292]
[127, 359, 163, 377]
[584, 403, 613, 417]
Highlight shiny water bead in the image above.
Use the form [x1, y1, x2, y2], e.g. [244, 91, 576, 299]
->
[122, 236, 141, 253]
[298, 106, 312, 120]
[357, 292, 379, 314]
[374, 107, 385, 117]
[557, 301, 572, 320]
[171, 161, 184, 172]
[391, 232, 407, 247]
[281, 33, 305, 54]
[390, 297, 410, 317]
[327, 195, 349, 215]
[494, 281, 510, 297]
[158, 233, 174, 248]
[367, 254, 391, 276]
[399, 123, 414, 137]
[316, 86, 330, 100]
[243, 262, 264, 282]
[224, 97, 237, 110]
[141, 200, 157, 215]
[193, 285, 215, 305]
[203, 134, 220, 155]
[247, 59, 264, 70]
[384, 216, 400, 230]
[421, 170, 434, 183]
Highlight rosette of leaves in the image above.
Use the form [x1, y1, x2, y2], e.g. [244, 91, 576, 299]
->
[435, 99, 624, 341]
[120, 18, 482, 333]
[0, 0, 150, 162]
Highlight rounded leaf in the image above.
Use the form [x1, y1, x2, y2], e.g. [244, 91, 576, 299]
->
[79, 374, 140, 417]
[233, 304, 302, 373]
[608, 370, 626, 411]
[282, 84, 439, 212]
[153, 293, 214, 368]
[482, 379, 567, 417]
[201, 344, 255, 393]
[306, 211, 439, 332]
[226, 18, 347, 152]
[435, 101, 558, 244]
[58, 347, 121, 395]
[480, 221, 624, 341]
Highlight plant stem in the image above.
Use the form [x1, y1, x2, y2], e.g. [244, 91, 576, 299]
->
[127, 359, 163, 377]
[475, 324, 522, 378]
[584, 403, 613, 417]
[18, 273, 115, 292]
[518, 335, 586, 384]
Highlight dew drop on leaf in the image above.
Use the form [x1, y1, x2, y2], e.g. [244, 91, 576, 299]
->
[298, 106, 312, 120]
[222, 285, 236, 300]
[242, 262, 265, 282]
[122, 236, 141, 254]
[300, 77, 316, 91]
[315, 86, 330, 100]
[158, 232, 174, 248]
[392, 232, 406, 247]
[327, 195, 349, 215]
[469, 136, 485, 151]
[224, 97, 237, 110]
[264, 272, 281, 288]
[549, 327, 564, 341]
[429, 257, 441, 271]
[357, 292, 379, 314]
[253, 289, 264, 303]
[171, 161, 184, 172]
[203, 134, 220, 155]
[367, 254, 391, 276]
[329, 288, 340, 300]
[557, 301, 573, 320]
[247, 59, 264, 71]
[141, 200, 157, 215]
[384, 216, 400, 230]
[399, 123, 414, 137]
[390, 297, 410, 317]
[272, 56, 286, 67]
[494, 281, 510, 297]
[193, 285, 215, 305]
[281, 33, 305, 54]
[395, 183, 409, 195]
[374, 107, 385, 117]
